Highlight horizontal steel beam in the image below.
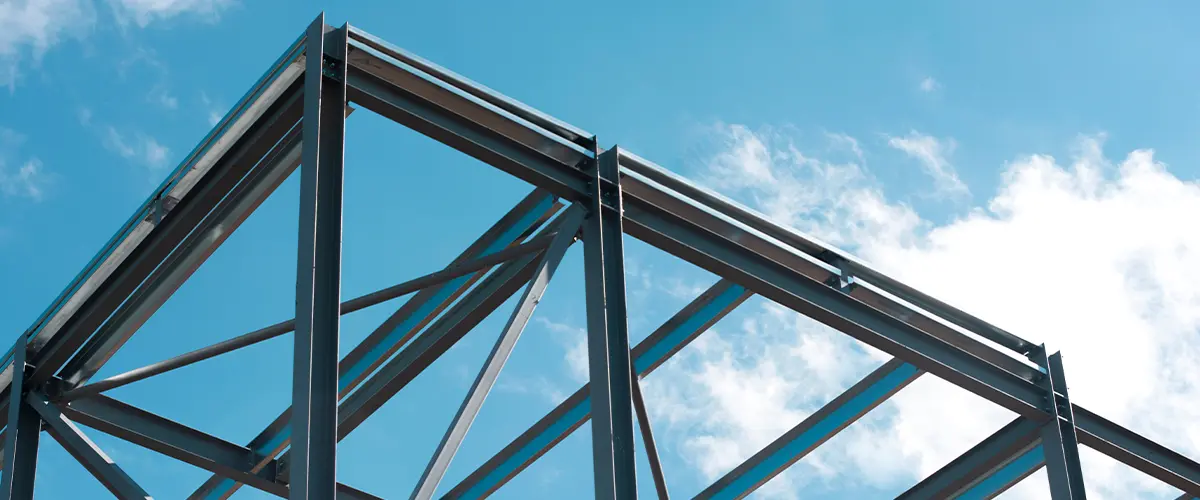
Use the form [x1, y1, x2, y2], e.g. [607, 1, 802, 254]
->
[1074, 407, 1200, 495]
[59, 393, 380, 499]
[898, 417, 1043, 500]
[696, 359, 921, 500]
[446, 279, 751, 499]
[62, 393, 290, 496]
[4, 32, 309, 402]
[346, 27, 593, 149]
[344, 45, 1199, 492]
[27, 392, 151, 500]
[34, 73, 308, 388]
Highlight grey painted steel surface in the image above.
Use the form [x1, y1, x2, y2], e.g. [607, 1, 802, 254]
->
[583, 147, 639, 499]
[291, 15, 348, 500]
[411, 208, 584, 500]
[27, 392, 151, 499]
[898, 417, 1044, 499]
[445, 279, 751, 499]
[1, 12, 1197, 499]
[190, 191, 558, 499]
[631, 370, 670, 500]
[695, 359, 922, 500]
[1, 342, 38, 500]
[60, 232, 553, 403]
[1036, 350, 1087, 499]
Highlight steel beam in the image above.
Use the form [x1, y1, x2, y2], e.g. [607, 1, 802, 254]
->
[955, 446, 1045, 500]
[63, 393, 288, 494]
[346, 28, 593, 149]
[291, 15, 348, 500]
[1073, 409, 1200, 496]
[63, 394, 288, 496]
[59, 111, 309, 389]
[335, 246, 545, 439]
[411, 208, 583, 500]
[445, 279, 750, 499]
[295, 26, 1200, 498]
[32, 65, 307, 389]
[696, 359, 921, 500]
[1, 342, 39, 500]
[631, 371, 669, 500]
[61, 393, 377, 498]
[616, 150, 1035, 357]
[898, 417, 1044, 500]
[1034, 350, 1086, 499]
[583, 146, 639, 499]
[61, 233, 554, 402]
[193, 190, 557, 499]
[27, 392, 151, 500]
[247, 241, 542, 498]
[5, 31, 308, 404]
[200, 245, 543, 498]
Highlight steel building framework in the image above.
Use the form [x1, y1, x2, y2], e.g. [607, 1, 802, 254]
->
[2, 13, 1197, 499]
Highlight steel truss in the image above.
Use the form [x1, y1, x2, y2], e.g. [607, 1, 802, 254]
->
[1, 11, 1197, 500]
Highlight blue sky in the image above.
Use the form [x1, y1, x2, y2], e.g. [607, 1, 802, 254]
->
[3, 1, 1200, 498]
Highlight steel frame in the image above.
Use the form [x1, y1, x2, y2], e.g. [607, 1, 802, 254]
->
[1, 11, 1197, 499]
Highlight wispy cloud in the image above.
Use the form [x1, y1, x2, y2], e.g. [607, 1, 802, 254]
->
[919, 76, 940, 93]
[0, 0, 95, 88]
[0, 0, 233, 88]
[107, 0, 235, 28]
[887, 130, 969, 197]
[103, 126, 170, 168]
[0, 128, 50, 201]
[642, 125, 1200, 499]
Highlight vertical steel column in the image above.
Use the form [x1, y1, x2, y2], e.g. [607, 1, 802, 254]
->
[1034, 347, 1087, 499]
[583, 144, 638, 499]
[292, 13, 347, 500]
[1, 339, 40, 499]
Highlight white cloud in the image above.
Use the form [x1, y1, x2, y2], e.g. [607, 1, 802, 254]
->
[888, 130, 970, 197]
[0, 128, 49, 201]
[0, 0, 232, 87]
[920, 76, 940, 92]
[0, 0, 94, 87]
[200, 92, 224, 126]
[535, 317, 590, 385]
[636, 126, 1200, 499]
[103, 126, 170, 168]
[108, 0, 234, 28]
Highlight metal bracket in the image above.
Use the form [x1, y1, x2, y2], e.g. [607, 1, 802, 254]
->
[145, 195, 179, 225]
[822, 254, 858, 294]
[321, 56, 344, 81]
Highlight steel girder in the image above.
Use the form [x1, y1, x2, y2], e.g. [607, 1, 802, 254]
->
[1, 10, 1196, 500]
